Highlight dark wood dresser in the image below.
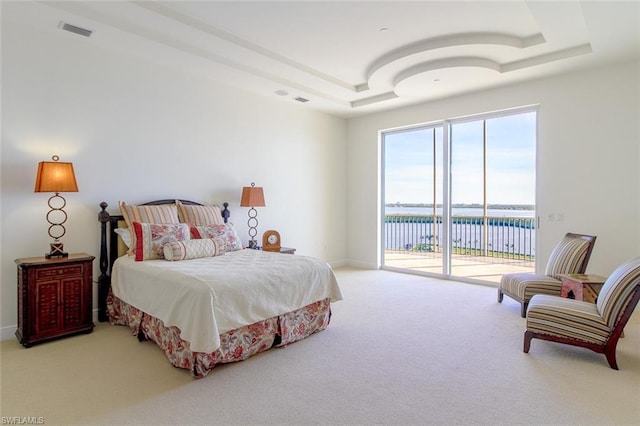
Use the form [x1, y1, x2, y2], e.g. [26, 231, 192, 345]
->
[15, 253, 95, 347]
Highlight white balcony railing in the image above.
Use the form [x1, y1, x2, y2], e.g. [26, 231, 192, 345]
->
[385, 214, 535, 261]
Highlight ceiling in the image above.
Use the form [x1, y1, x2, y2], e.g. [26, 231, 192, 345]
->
[4, 1, 640, 118]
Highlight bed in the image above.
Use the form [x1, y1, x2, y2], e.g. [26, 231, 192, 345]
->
[97, 199, 342, 378]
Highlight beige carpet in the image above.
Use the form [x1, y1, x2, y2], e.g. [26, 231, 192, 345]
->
[1, 267, 639, 425]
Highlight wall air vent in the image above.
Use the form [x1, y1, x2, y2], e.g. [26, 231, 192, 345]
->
[58, 21, 93, 38]
[294, 97, 309, 103]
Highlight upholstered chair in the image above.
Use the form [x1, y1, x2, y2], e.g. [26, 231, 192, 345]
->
[498, 233, 597, 317]
[524, 257, 640, 369]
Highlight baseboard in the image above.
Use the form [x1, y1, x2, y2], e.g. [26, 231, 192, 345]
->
[328, 260, 347, 268]
[345, 259, 378, 269]
[1, 324, 16, 341]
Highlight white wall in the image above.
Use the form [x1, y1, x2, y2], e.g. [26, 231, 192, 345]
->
[1, 19, 348, 331]
[346, 60, 640, 276]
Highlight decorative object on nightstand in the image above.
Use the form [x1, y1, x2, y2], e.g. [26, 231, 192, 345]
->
[15, 253, 94, 347]
[34, 155, 79, 258]
[262, 230, 295, 254]
[262, 229, 281, 252]
[240, 182, 265, 248]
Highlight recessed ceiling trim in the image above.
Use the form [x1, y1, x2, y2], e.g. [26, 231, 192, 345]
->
[43, 1, 350, 108]
[394, 57, 501, 89]
[366, 32, 546, 81]
[351, 91, 398, 108]
[132, 1, 359, 93]
[354, 83, 370, 93]
[501, 43, 593, 72]
[23, 0, 636, 118]
[392, 43, 593, 90]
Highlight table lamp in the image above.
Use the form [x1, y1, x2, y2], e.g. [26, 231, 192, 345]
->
[34, 155, 79, 258]
[240, 182, 265, 248]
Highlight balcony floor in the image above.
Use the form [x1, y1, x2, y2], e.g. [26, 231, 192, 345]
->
[384, 250, 535, 283]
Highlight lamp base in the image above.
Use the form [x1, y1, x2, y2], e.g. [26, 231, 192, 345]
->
[46, 242, 68, 259]
[247, 240, 258, 249]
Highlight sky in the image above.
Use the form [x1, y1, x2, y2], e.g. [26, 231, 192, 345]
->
[384, 110, 536, 206]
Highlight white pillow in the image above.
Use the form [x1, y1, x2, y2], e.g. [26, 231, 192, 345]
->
[163, 238, 226, 261]
[114, 228, 131, 248]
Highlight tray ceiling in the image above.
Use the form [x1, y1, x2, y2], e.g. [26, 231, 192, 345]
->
[4, 1, 639, 118]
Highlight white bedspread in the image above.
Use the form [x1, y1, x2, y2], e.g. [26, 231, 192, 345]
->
[111, 249, 342, 353]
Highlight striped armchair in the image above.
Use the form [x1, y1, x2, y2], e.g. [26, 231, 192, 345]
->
[524, 257, 640, 369]
[498, 233, 596, 317]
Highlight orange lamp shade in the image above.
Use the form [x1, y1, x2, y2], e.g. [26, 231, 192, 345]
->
[34, 160, 79, 193]
[240, 184, 265, 207]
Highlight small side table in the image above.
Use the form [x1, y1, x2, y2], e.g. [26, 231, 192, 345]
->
[558, 274, 607, 303]
[15, 253, 95, 347]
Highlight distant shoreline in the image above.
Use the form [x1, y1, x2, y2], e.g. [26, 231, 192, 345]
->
[386, 203, 534, 211]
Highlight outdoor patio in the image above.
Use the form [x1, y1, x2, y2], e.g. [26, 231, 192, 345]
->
[384, 250, 535, 283]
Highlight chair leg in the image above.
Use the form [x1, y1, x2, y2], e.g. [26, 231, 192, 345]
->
[497, 289, 503, 303]
[605, 351, 619, 370]
[521, 301, 528, 318]
[604, 340, 620, 370]
[523, 330, 533, 353]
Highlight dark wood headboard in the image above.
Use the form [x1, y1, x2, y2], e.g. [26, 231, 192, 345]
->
[97, 200, 230, 322]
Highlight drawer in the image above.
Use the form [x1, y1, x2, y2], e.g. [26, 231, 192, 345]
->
[35, 265, 83, 280]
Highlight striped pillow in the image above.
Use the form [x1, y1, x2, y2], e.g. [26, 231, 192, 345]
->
[544, 237, 590, 279]
[596, 257, 640, 328]
[163, 238, 226, 261]
[176, 200, 224, 226]
[119, 201, 180, 255]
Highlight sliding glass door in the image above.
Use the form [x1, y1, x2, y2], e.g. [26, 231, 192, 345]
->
[382, 125, 444, 275]
[382, 108, 536, 283]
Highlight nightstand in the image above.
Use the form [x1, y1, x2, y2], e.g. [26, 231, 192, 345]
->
[15, 253, 95, 347]
[259, 247, 296, 254]
[558, 273, 607, 303]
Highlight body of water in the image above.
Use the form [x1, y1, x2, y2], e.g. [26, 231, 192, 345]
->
[386, 206, 535, 218]
[384, 206, 536, 256]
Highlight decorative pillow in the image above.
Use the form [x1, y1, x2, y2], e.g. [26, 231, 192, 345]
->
[191, 223, 243, 252]
[114, 228, 131, 248]
[545, 237, 591, 279]
[163, 238, 226, 261]
[176, 200, 224, 226]
[115, 220, 129, 258]
[119, 201, 180, 255]
[132, 222, 190, 261]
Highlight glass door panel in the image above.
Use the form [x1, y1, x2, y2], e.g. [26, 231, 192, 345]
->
[450, 121, 485, 265]
[485, 113, 537, 262]
[448, 112, 536, 281]
[382, 126, 444, 275]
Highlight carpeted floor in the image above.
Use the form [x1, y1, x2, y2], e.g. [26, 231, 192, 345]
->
[1, 267, 639, 425]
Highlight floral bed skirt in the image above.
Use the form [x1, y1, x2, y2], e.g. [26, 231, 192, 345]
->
[106, 290, 332, 378]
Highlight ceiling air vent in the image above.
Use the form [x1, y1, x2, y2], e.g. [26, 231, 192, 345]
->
[294, 97, 309, 103]
[58, 21, 93, 38]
